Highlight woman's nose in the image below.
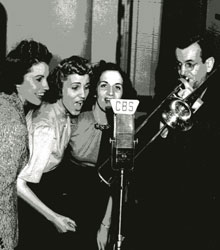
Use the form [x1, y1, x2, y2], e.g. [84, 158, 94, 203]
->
[42, 79, 49, 90]
[107, 86, 114, 96]
[79, 88, 86, 99]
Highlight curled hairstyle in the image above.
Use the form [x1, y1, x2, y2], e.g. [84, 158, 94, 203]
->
[0, 39, 52, 94]
[45, 55, 93, 103]
[84, 60, 137, 109]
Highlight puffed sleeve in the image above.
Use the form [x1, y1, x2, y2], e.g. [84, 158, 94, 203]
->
[0, 121, 28, 193]
[18, 124, 55, 183]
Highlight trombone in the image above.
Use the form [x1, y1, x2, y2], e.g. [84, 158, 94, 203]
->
[135, 65, 219, 158]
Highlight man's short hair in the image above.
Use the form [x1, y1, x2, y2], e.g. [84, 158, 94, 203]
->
[175, 30, 217, 63]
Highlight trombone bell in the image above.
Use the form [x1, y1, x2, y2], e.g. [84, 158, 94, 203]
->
[162, 98, 193, 131]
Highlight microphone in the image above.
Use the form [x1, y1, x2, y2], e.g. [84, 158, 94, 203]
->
[110, 99, 139, 171]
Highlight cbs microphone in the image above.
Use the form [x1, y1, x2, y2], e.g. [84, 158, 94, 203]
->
[110, 99, 139, 171]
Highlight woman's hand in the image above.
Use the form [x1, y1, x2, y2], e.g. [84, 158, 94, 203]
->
[97, 223, 110, 250]
[51, 213, 77, 233]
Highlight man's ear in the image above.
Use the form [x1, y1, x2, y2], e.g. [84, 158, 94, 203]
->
[205, 56, 215, 73]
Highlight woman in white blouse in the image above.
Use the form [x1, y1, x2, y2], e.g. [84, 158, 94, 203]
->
[16, 56, 92, 250]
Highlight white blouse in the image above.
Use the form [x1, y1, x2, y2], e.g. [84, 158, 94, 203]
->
[18, 101, 71, 183]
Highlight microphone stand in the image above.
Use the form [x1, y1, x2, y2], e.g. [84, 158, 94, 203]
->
[111, 150, 133, 250]
[114, 167, 126, 250]
[110, 111, 137, 250]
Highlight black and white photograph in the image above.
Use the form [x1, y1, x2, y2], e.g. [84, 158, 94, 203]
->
[0, 1, 219, 249]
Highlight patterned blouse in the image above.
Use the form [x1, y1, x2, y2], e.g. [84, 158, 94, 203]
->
[18, 100, 71, 183]
[0, 92, 29, 250]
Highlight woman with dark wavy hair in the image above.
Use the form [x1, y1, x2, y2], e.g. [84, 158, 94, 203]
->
[16, 55, 92, 250]
[83, 60, 137, 110]
[0, 39, 52, 250]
